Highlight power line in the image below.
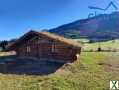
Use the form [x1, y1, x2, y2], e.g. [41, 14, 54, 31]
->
[88, 1, 118, 11]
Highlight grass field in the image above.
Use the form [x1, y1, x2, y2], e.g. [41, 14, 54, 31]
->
[0, 52, 119, 90]
[75, 39, 119, 51]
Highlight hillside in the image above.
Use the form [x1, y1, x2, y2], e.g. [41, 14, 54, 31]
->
[49, 12, 119, 41]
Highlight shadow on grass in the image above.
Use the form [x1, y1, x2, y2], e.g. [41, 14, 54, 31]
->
[0, 55, 16, 63]
[0, 55, 65, 75]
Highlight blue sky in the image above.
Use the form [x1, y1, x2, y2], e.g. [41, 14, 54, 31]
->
[0, 0, 119, 40]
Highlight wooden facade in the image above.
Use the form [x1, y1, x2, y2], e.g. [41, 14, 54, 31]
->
[8, 31, 82, 63]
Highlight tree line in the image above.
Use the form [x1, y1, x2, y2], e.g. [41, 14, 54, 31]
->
[0, 39, 17, 52]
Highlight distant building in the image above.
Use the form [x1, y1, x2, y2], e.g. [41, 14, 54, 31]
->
[8, 30, 82, 63]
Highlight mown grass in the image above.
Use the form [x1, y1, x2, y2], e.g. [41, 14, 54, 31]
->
[0, 52, 118, 90]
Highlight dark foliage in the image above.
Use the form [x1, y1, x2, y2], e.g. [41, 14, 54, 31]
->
[0, 39, 17, 52]
[0, 40, 8, 51]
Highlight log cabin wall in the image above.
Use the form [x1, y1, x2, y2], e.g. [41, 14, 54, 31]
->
[16, 35, 81, 62]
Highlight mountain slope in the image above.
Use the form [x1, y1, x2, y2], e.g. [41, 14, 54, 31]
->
[49, 12, 119, 40]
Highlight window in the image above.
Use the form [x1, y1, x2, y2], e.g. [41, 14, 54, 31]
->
[52, 44, 55, 52]
[27, 46, 31, 53]
[51, 44, 58, 53]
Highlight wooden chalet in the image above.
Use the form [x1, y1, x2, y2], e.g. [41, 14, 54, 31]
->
[8, 30, 82, 63]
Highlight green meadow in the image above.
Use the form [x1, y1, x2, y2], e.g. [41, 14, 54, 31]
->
[75, 39, 119, 51]
[0, 52, 119, 90]
[0, 39, 119, 90]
